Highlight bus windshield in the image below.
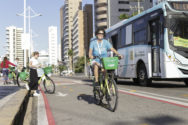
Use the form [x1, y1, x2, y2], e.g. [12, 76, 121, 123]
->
[168, 14, 188, 50]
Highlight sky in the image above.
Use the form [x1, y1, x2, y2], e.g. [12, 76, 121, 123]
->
[0, 0, 94, 56]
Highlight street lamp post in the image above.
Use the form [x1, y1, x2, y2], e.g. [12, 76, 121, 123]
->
[17, 5, 41, 66]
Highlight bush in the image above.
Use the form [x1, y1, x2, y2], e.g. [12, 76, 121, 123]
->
[74, 57, 85, 73]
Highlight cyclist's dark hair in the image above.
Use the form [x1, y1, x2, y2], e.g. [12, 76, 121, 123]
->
[95, 28, 106, 37]
[3, 57, 8, 67]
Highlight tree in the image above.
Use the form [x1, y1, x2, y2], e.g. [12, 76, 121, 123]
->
[58, 65, 67, 76]
[119, 11, 140, 20]
[119, 13, 130, 20]
[68, 49, 73, 70]
[74, 57, 85, 73]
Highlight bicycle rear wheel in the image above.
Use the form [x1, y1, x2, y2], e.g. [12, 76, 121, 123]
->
[106, 78, 118, 112]
[43, 75, 55, 94]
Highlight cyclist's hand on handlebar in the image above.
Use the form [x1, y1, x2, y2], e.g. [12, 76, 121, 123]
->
[90, 56, 94, 59]
[117, 54, 123, 59]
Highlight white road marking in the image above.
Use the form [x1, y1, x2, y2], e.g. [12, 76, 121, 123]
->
[119, 87, 188, 102]
[38, 93, 48, 125]
[56, 92, 68, 97]
[119, 89, 188, 108]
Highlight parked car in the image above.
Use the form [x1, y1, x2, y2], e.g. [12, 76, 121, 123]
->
[61, 70, 74, 76]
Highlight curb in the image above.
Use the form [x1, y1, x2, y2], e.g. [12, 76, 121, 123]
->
[0, 89, 30, 125]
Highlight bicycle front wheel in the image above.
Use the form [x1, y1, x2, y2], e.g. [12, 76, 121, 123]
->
[106, 78, 118, 112]
[43, 75, 55, 94]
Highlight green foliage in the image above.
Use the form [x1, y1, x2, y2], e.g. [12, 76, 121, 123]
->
[68, 49, 73, 57]
[58, 65, 67, 72]
[119, 13, 130, 20]
[119, 11, 140, 20]
[74, 57, 85, 73]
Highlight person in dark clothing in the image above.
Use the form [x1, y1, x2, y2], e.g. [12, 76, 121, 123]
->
[29, 51, 41, 96]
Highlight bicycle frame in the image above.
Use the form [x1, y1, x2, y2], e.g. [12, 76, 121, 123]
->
[99, 70, 115, 97]
[38, 74, 46, 84]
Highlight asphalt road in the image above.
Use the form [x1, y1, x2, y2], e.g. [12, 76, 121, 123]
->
[40, 76, 188, 125]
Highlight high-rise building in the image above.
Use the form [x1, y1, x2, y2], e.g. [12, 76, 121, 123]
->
[72, 10, 85, 64]
[94, 0, 153, 29]
[83, 4, 93, 55]
[58, 43, 62, 62]
[48, 26, 58, 66]
[60, 0, 82, 69]
[72, 4, 93, 64]
[6, 26, 24, 66]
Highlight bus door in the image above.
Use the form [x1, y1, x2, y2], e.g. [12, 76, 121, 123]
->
[150, 19, 161, 77]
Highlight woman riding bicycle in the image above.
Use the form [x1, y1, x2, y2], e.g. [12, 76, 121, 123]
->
[89, 28, 122, 87]
[0, 57, 16, 84]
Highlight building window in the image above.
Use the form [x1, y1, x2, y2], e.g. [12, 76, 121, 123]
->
[118, 9, 129, 12]
[118, 1, 129, 4]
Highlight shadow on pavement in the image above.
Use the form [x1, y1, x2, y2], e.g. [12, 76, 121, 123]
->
[77, 94, 95, 104]
[77, 94, 113, 112]
[139, 115, 186, 125]
[0, 86, 20, 100]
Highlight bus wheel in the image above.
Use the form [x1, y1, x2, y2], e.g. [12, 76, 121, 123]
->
[184, 79, 188, 86]
[137, 63, 151, 86]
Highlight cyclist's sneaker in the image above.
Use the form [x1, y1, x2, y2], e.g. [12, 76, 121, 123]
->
[25, 84, 30, 90]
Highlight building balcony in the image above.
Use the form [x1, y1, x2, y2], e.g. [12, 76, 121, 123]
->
[96, 6, 107, 13]
[97, 21, 107, 27]
[96, 14, 107, 20]
[95, 0, 107, 5]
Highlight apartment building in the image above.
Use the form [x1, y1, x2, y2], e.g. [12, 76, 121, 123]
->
[60, 0, 82, 68]
[6, 26, 24, 66]
[48, 26, 58, 66]
[94, 0, 153, 29]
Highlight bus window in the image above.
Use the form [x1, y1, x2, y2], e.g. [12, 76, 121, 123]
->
[111, 34, 118, 50]
[134, 29, 147, 44]
[126, 24, 132, 45]
[120, 28, 126, 47]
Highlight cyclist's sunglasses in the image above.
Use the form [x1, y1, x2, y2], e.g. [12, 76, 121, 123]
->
[97, 32, 104, 35]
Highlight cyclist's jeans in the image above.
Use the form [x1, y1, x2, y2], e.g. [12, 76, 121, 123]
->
[2, 68, 9, 81]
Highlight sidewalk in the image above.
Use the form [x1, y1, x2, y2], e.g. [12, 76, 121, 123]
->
[56, 73, 92, 80]
[0, 78, 29, 125]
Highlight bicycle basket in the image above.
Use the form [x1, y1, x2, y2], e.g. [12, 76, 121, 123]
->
[8, 73, 13, 79]
[102, 57, 118, 70]
[43, 67, 52, 75]
[19, 72, 28, 81]
[9, 67, 15, 72]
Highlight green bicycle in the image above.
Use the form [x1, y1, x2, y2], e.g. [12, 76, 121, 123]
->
[38, 67, 55, 94]
[17, 67, 30, 87]
[8, 67, 19, 86]
[92, 56, 120, 112]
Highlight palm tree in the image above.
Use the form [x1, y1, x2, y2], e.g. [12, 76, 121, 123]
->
[68, 49, 73, 70]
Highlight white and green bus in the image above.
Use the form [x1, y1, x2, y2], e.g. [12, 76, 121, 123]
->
[105, 0, 188, 86]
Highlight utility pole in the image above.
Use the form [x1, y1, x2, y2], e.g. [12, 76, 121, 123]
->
[130, 0, 144, 15]
[24, 0, 27, 67]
